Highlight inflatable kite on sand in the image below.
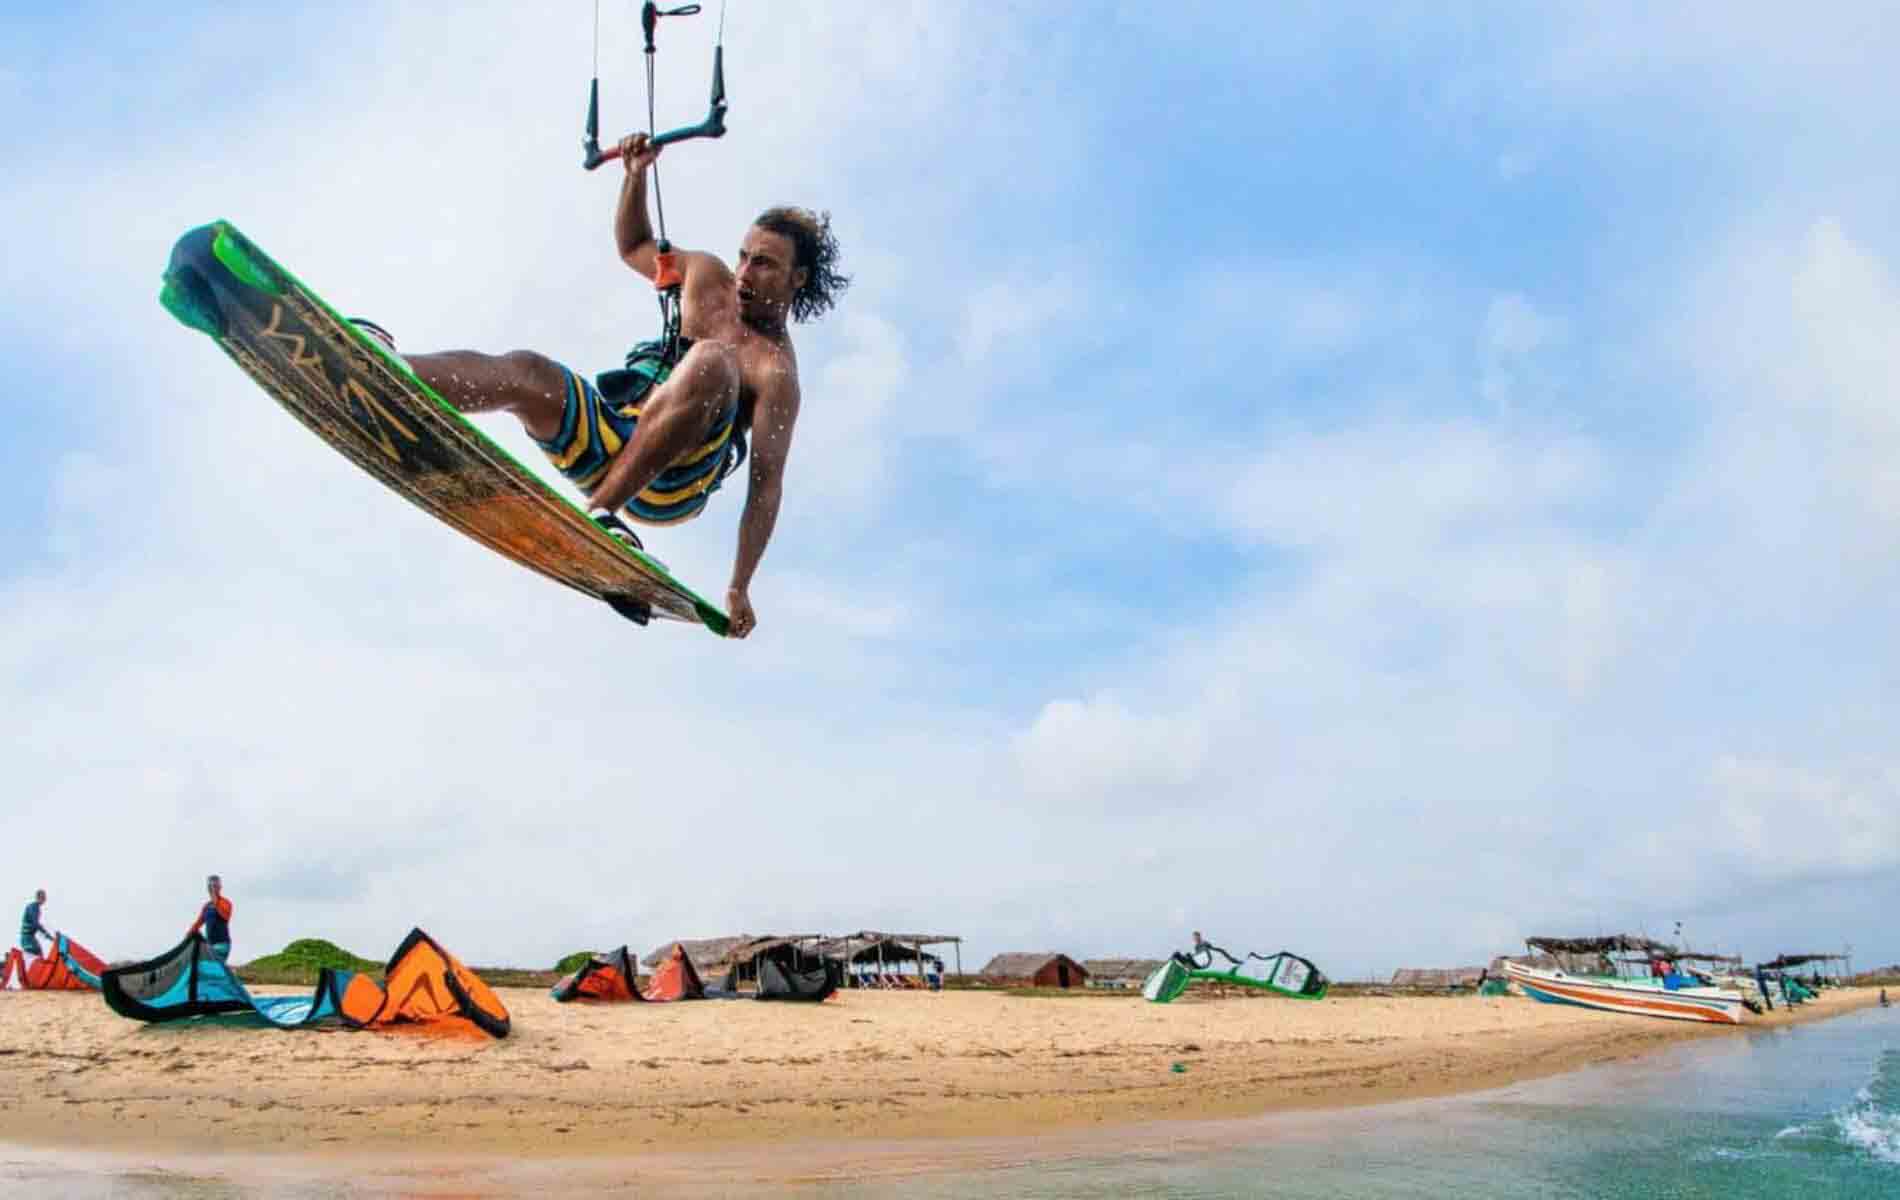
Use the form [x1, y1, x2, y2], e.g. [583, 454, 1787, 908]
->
[727, 943, 842, 1002]
[102, 928, 509, 1037]
[1142, 939, 1330, 1004]
[1, 934, 107, 991]
[551, 946, 647, 1002]
[552, 942, 707, 1003]
[552, 941, 842, 1003]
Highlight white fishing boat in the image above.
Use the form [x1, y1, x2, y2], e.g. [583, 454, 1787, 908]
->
[1504, 936, 1753, 1026]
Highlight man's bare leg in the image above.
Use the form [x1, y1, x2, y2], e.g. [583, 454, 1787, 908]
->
[405, 350, 570, 442]
[586, 341, 741, 513]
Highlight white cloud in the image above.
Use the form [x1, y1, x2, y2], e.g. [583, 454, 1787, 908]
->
[1188, 260, 1387, 363]
[1610, 755, 1900, 907]
[1014, 695, 1210, 809]
[958, 276, 1086, 362]
[801, 312, 907, 510]
[1222, 420, 1608, 556]
[1787, 221, 1900, 532]
[1662, 218, 1900, 607]
[1709, 756, 1900, 880]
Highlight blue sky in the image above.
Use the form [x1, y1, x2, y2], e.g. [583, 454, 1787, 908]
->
[3, 2, 1898, 978]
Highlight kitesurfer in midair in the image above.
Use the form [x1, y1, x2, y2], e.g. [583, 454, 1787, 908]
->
[363, 136, 848, 640]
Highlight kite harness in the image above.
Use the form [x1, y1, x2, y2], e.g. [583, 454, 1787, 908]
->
[582, 0, 729, 364]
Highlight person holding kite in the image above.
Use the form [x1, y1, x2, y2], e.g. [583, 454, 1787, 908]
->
[187, 875, 235, 962]
[19, 889, 51, 961]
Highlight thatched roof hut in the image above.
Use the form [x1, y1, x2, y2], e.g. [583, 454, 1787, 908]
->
[641, 935, 819, 975]
[640, 931, 963, 982]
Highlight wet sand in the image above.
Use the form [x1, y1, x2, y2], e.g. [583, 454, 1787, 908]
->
[0, 981, 1877, 1164]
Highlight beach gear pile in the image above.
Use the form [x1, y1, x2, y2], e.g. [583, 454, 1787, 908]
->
[101, 928, 510, 1038]
[550, 940, 841, 1004]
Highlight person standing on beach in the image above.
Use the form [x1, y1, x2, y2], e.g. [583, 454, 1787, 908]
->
[19, 889, 50, 960]
[187, 875, 234, 962]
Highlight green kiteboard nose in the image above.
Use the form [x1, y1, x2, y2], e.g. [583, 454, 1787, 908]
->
[208, 221, 287, 295]
[160, 220, 293, 340]
[159, 264, 224, 338]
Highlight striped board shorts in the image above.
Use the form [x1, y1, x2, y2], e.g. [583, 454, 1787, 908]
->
[533, 338, 746, 526]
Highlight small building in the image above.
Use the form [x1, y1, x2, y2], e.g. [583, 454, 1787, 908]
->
[1082, 958, 1165, 989]
[1388, 967, 1487, 990]
[980, 952, 1089, 988]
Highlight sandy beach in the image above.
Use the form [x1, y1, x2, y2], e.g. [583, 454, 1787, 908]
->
[0, 983, 1877, 1160]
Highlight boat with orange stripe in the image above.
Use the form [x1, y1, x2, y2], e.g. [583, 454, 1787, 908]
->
[1502, 935, 1756, 1025]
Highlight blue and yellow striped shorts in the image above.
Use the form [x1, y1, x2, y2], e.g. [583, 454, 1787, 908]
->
[533, 341, 744, 526]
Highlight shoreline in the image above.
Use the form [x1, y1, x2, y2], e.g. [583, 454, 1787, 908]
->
[0, 984, 1877, 1171]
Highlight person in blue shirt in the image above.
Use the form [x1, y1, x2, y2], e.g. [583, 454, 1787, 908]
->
[187, 875, 234, 962]
[19, 889, 50, 959]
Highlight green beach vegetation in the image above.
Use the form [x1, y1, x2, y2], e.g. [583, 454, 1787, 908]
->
[239, 938, 380, 985]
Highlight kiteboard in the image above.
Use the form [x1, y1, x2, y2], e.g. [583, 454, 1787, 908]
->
[159, 220, 729, 634]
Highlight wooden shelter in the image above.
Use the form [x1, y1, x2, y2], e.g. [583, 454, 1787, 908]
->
[1082, 958, 1164, 989]
[1759, 952, 1849, 982]
[641, 931, 964, 990]
[1389, 966, 1487, 989]
[1497, 934, 1670, 978]
[814, 931, 962, 987]
[980, 952, 1089, 988]
[641, 935, 820, 981]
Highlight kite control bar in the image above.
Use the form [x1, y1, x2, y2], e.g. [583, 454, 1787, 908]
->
[583, 2, 728, 171]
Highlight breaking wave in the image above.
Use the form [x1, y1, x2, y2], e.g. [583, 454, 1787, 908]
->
[1831, 1049, 1900, 1165]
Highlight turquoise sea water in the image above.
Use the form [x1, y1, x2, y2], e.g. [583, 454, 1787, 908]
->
[840, 1005, 1900, 1200]
[4, 1005, 1894, 1197]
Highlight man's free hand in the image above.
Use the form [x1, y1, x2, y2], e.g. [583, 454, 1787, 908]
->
[727, 587, 757, 638]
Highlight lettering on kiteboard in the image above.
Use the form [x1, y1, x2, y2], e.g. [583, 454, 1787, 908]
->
[258, 302, 422, 466]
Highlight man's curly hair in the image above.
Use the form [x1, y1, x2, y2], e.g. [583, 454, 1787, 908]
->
[753, 206, 850, 324]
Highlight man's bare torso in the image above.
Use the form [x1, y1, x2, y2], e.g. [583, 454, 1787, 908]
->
[679, 254, 797, 433]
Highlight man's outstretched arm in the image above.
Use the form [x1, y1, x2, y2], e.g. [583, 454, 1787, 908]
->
[726, 373, 801, 639]
[614, 134, 664, 279]
[614, 134, 727, 288]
